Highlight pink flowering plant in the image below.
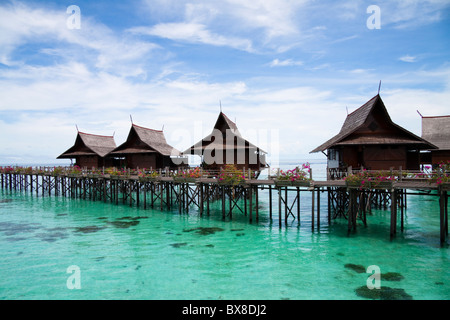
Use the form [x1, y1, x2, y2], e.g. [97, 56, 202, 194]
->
[0, 166, 16, 174]
[344, 169, 396, 190]
[51, 166, 65, 176]
[218, 164, 246, 186]
[105, 167, 129, 177]
[69, 165, 82, 175]
[175, 167, 202, 180]
[138, 169, 159, 179]
[0, 166, 34, 174]
[0, 166, 15, 174]
[277, 163, 312, 182]
[428, 161, 450, 186]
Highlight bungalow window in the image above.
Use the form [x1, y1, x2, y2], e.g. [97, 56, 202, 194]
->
[328, 149, 336, 161]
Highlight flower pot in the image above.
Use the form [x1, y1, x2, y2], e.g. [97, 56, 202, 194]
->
[139, 176, 158, 183]
[274, 180, 293, 186]
[345, 181, 362, 189]
[369, 181, 393, 190]
[68, 173, 80, 178]
[292, 180, 311, 187]
[174, 177, 197, 183]
[218, 180, 245, 186]
[275, 180, 311, 187]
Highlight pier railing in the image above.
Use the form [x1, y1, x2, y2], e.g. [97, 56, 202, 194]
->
[328, 165, 449, 184]
[0, 165, 262, 181]
[0, 164, 448, 185]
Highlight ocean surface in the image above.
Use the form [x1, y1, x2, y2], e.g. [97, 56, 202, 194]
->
[0, 160, 448, 300]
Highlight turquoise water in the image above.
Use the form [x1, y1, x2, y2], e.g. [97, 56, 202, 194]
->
[0, 163, 449, 300]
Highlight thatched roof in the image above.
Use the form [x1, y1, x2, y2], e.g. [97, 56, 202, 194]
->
[311, 94, 437, 153]
[110, 124, 181, 157]
[57, 132, 116, 159]
[183, 112, 266, 155]
[422, 115, 450, 150]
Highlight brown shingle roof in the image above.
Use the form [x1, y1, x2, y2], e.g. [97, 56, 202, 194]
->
[57, 132, 116, 159]
[216, 112, 241, 137]
[183, 112, 265, 155]
[110, 124, 181, 156]
[310, 94, 437, 153]
[422, 115, 450, 150]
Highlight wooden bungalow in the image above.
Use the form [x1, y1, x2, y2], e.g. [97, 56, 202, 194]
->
[108, 123, 185, 170]
[421, 115, 450, 165]
[183, 112, 267, 172]
[57, 131, 116, 168]
[310, 94, 437, 178]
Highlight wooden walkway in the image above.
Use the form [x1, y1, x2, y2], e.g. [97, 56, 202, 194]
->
[0, 172, 448, 245]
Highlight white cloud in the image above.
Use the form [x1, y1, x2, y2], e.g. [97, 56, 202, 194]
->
[139, 0, 309, 53]
[223, 0, 305, 39]
[129, 23, 253, 52]
[0, 1, 158, 76]
[375, 0, 450, 28]
[269, 59, 303, 67]
[399, 55, 417, 63]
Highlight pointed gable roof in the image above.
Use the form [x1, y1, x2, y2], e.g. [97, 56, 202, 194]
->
[110, 123, 181, 156]
[422, 115, 450, 150]
[57, 131, 116, 159]
[311, 94, 437, 153]
[183, 112, 265, 155]
[214, 112, 241, 137]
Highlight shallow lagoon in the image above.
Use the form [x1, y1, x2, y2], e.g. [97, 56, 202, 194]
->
[0, 164, 448, 300]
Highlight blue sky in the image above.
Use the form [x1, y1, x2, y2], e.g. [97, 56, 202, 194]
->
[0, 0, 449, 165]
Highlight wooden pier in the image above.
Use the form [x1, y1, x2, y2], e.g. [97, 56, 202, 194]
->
[0, 168, 448, 245]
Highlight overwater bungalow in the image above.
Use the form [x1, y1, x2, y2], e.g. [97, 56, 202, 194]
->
[57, 131, 116, 168]
[310, 94, 437, 179]
[183, 112, 267, 172]
[420, 114, 450, 166]
[108, 123, 185, 170]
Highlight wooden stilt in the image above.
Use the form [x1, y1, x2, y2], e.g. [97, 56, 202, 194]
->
[348, 189, 354, 233]
[311, 187, 315, 232]
[269, 185, 272, 220]
[297, 187, 300, 224]
[278, 187, 281, 228]
[249, 185, 253, 223]
[206, 184, 210, 215]
[199, 183, 203, 216]
[284, 187, 288, 225]
[229, 187, 232, 219]
[439, 189, 447, 244]
[255, 185, 259, 222]
[222, 185, 226, 220]
[143, 182, 147, 209]
[317, 188, 320, 230]
[390, 189, 397, 238]
[327, 187, 331, 224]
[400, 189, 404, 232]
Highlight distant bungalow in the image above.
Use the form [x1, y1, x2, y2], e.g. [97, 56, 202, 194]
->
[108, 123, 185, 170]
[310, 94, 437, 179]
[57, 131, 116, 168]
[183, 112, 267, 172]
[421, 114, 450, 165]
